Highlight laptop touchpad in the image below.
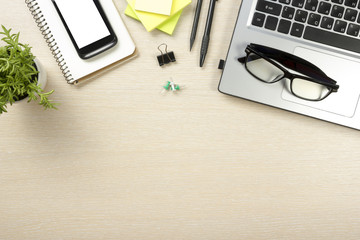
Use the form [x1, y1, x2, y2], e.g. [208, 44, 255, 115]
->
[281, 46, 360, 118]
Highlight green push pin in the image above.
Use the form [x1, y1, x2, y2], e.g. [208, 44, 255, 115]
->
[162, 79, 181, 93]
[163, 81, 171, 91]
[161, 78, 183, 94]
[169, 81, 180, 91]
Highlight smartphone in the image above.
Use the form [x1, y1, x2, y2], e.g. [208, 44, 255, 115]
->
[52, 0, 117, 59]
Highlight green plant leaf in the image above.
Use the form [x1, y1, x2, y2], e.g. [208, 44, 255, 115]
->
[0, 25, 57, 114]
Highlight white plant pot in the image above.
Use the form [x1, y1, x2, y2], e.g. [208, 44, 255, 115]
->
[34, 58, 47, 89]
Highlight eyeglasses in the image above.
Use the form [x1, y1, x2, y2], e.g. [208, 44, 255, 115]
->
[238, 44, 340, 101]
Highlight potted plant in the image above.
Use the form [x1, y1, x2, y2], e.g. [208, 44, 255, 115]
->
[0, 25, 56, 114]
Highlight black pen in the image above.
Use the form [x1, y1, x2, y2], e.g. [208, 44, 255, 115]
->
[190, 0, 203, 51]
[200, 0, 217, 67]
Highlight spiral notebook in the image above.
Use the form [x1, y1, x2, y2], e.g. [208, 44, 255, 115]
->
[25, 0, 136, 84]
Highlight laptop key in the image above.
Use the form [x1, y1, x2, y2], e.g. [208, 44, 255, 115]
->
[290, 22, 305, 37]
[331, 5, 345, 18]
[292, 0, 305, 8]
[347, 23, 360, 36]
[321, 16, 335, 29]
[279, 0, 291, 4]
[256, 0, 282, 16]
[265, 15, 279, 30]
[252, 12, 266, 27]
[334, 19, 348, 33]
[305, 0, 319, 11]
[344, 0, 358, 7]
[295, 9, 309, 22]
[318, 2, 331, 15]
[282, 6, 296, 19]
[303, 26, 360, 54]
[331, 0, 344, 3]
[308, 13, 321, 26]
[344, 8, 358, 21]
[278, 19, 292, 34]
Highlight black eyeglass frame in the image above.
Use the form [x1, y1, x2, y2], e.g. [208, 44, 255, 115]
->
[238, 44, 339, 101]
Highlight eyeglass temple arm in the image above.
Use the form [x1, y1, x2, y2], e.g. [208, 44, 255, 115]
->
[268, 53, 338, 86]
[249, 44, 324, 72]
[246, 44, 338, 85]
[237, 48, 322, 74]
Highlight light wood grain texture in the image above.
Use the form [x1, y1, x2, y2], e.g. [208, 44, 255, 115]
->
[1, 0, 360, 239]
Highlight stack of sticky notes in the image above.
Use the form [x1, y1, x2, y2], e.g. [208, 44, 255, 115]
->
[125, 0, 192, 35]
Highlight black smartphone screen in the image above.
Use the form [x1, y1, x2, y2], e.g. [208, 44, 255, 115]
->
[52, 0, 117, 59]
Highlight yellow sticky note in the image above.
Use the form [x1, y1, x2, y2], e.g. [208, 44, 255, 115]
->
[126, 0, 191, 32]
[125, 4, 183, 35]
[135, 0, 173, 16]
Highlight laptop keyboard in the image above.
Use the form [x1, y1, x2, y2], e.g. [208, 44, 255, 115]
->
[252, 0, 360, 54]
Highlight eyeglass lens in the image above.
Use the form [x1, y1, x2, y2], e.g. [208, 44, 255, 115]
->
[246, 53, 284, 83]
[291, 78, 331, 101]
[245, 52, 332, 101]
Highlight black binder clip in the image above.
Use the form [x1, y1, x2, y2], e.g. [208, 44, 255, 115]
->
[157, 43, 176, 66]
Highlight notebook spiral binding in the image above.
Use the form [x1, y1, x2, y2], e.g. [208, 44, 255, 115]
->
[25, 0, 76, 84]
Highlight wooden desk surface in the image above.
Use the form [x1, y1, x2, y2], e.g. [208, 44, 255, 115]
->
[1, 0, 360, 239]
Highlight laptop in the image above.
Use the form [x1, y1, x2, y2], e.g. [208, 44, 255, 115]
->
[218, 0, 360, 130]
